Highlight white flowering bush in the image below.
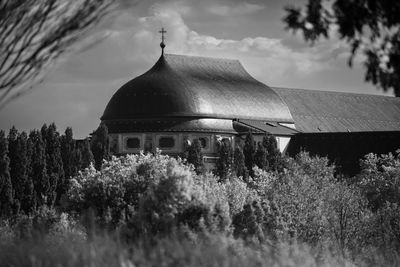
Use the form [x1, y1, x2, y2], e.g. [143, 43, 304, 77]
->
[66, 151, 257, 235]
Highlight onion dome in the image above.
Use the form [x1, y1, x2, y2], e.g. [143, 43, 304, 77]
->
[101, 54, 293, 128]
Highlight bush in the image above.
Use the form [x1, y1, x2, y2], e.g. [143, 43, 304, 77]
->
[357, 152, 400, 211]
[65, 151, 259, 237]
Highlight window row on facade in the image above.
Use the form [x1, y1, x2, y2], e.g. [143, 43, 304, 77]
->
[110, 133, 228, 154]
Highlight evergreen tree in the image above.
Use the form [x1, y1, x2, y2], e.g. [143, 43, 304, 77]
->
[233, 144, 248, 180]
[29, 130, 49, 208]
[262, 134, 281, 171]
[243, 132, 256, 177]
[91, 124, 110, 170]
[0, 130, 13, 217]
[79, 138, 94, 170]
[185, 139, 204, 174]
[24, 133, 35, 213]
[216, 139, 232, 181]
[42, 123, 64, 206]
[8, 130, 34, 214]
[7, 126, 19, 213]
[254, 142, 267, 170]
[61, 127, 77, 196]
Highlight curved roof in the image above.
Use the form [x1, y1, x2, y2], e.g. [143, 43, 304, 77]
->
[101, 54, 293, 123]
[274, 87, 400, 133]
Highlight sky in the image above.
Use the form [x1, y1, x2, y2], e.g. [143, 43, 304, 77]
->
[0, 0, 393, 138]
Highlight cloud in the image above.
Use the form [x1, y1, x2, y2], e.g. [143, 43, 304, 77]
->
[48, 0, 348, 85]
[129, 1, 344, 82]
[207, 2, 265, 16]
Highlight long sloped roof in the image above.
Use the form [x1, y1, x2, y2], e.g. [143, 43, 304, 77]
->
[102, 54, 293, 123]
[273, 87, 400, 133]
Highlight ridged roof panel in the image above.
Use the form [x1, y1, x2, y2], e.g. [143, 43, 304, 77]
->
[101, 54, 293, 123]
[273, 87, 400, 133]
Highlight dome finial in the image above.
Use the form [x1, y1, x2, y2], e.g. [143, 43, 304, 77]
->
[159, 27, 167, 55]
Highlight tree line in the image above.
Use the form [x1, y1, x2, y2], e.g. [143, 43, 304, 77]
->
[184, 132, 283, 180]
[0, 123, 110, 217]
[0, 123, 282, 218]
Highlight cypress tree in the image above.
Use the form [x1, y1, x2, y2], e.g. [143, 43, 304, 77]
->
[42, 123, 64, 206]
[8, 130, 34, 214]
[186, 139, 204, 174]
[79, 138, 94, 170]
[0, 130, 13, 217]
[7, 126, 19, 213]
[216, 139, 232, 181]
[29, 130, 49, 208]
[243, 132, 256, 177]
[91, 124, 110, 170]
[233, 144, 248, 180]
[254, 141, 267, 170]
[262, 134, 281, 171]
[61, 127, 77, 196]
[24, 133, 35, 213]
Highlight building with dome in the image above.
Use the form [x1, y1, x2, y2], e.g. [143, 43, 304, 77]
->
[101, 41, 400, 173]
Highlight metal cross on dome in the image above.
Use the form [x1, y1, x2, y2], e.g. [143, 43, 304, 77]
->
[159, 27, 167, 55]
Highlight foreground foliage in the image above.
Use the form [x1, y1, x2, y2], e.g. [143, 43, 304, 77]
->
[1, 150, 400, 266]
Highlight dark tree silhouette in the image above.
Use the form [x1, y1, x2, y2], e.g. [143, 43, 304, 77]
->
[0, 0, 116, 108]
[78, 138, 94, 170]
[254, 142, 267, 170]
[262, 134, 281, 172]
[185, 139, 204, 174]
[0, 130, 13, 216]
[243, 132, 256, 177]
[216, 138, 233, 181]
[29, 129, 49, 207]
[284, 0, 400, 96]
[233, 144, 248, 180]
[91, 124, 110, 170]
[41, 123, 64, 206]
[61, 127, 78, 196]
[8, 130, 34, 213]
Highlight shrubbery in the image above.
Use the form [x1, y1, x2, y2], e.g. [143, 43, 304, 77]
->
[65, 150, 254, 237]
[63, 150, 400, 261]
[1, 144, 400, 266]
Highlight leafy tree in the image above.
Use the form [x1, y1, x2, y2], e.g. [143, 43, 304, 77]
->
[41, 123, 64, 206]
[233, 201, 265, 242]
[357, 152, 400, 211]
[233, 144, 248, 180]
[0, 0, 116, 108]
[243, 132, 256, 177]
[29, 130, 49, 208]
[216, 138, 232, 181]
[0, 130, 13, 216]
[185, 139, 204, 174]
[67, 152, 232, 235]
[284, 0, 400, 95]
[254, 142, 267, 170]
[91, 124, 110, 170]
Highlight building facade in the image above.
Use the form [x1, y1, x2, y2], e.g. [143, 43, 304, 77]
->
[101, 52, 400, 173]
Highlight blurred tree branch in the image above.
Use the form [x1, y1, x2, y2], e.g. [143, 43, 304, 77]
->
[283, 0, 400, 96]
[0, 0, 117, 109]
